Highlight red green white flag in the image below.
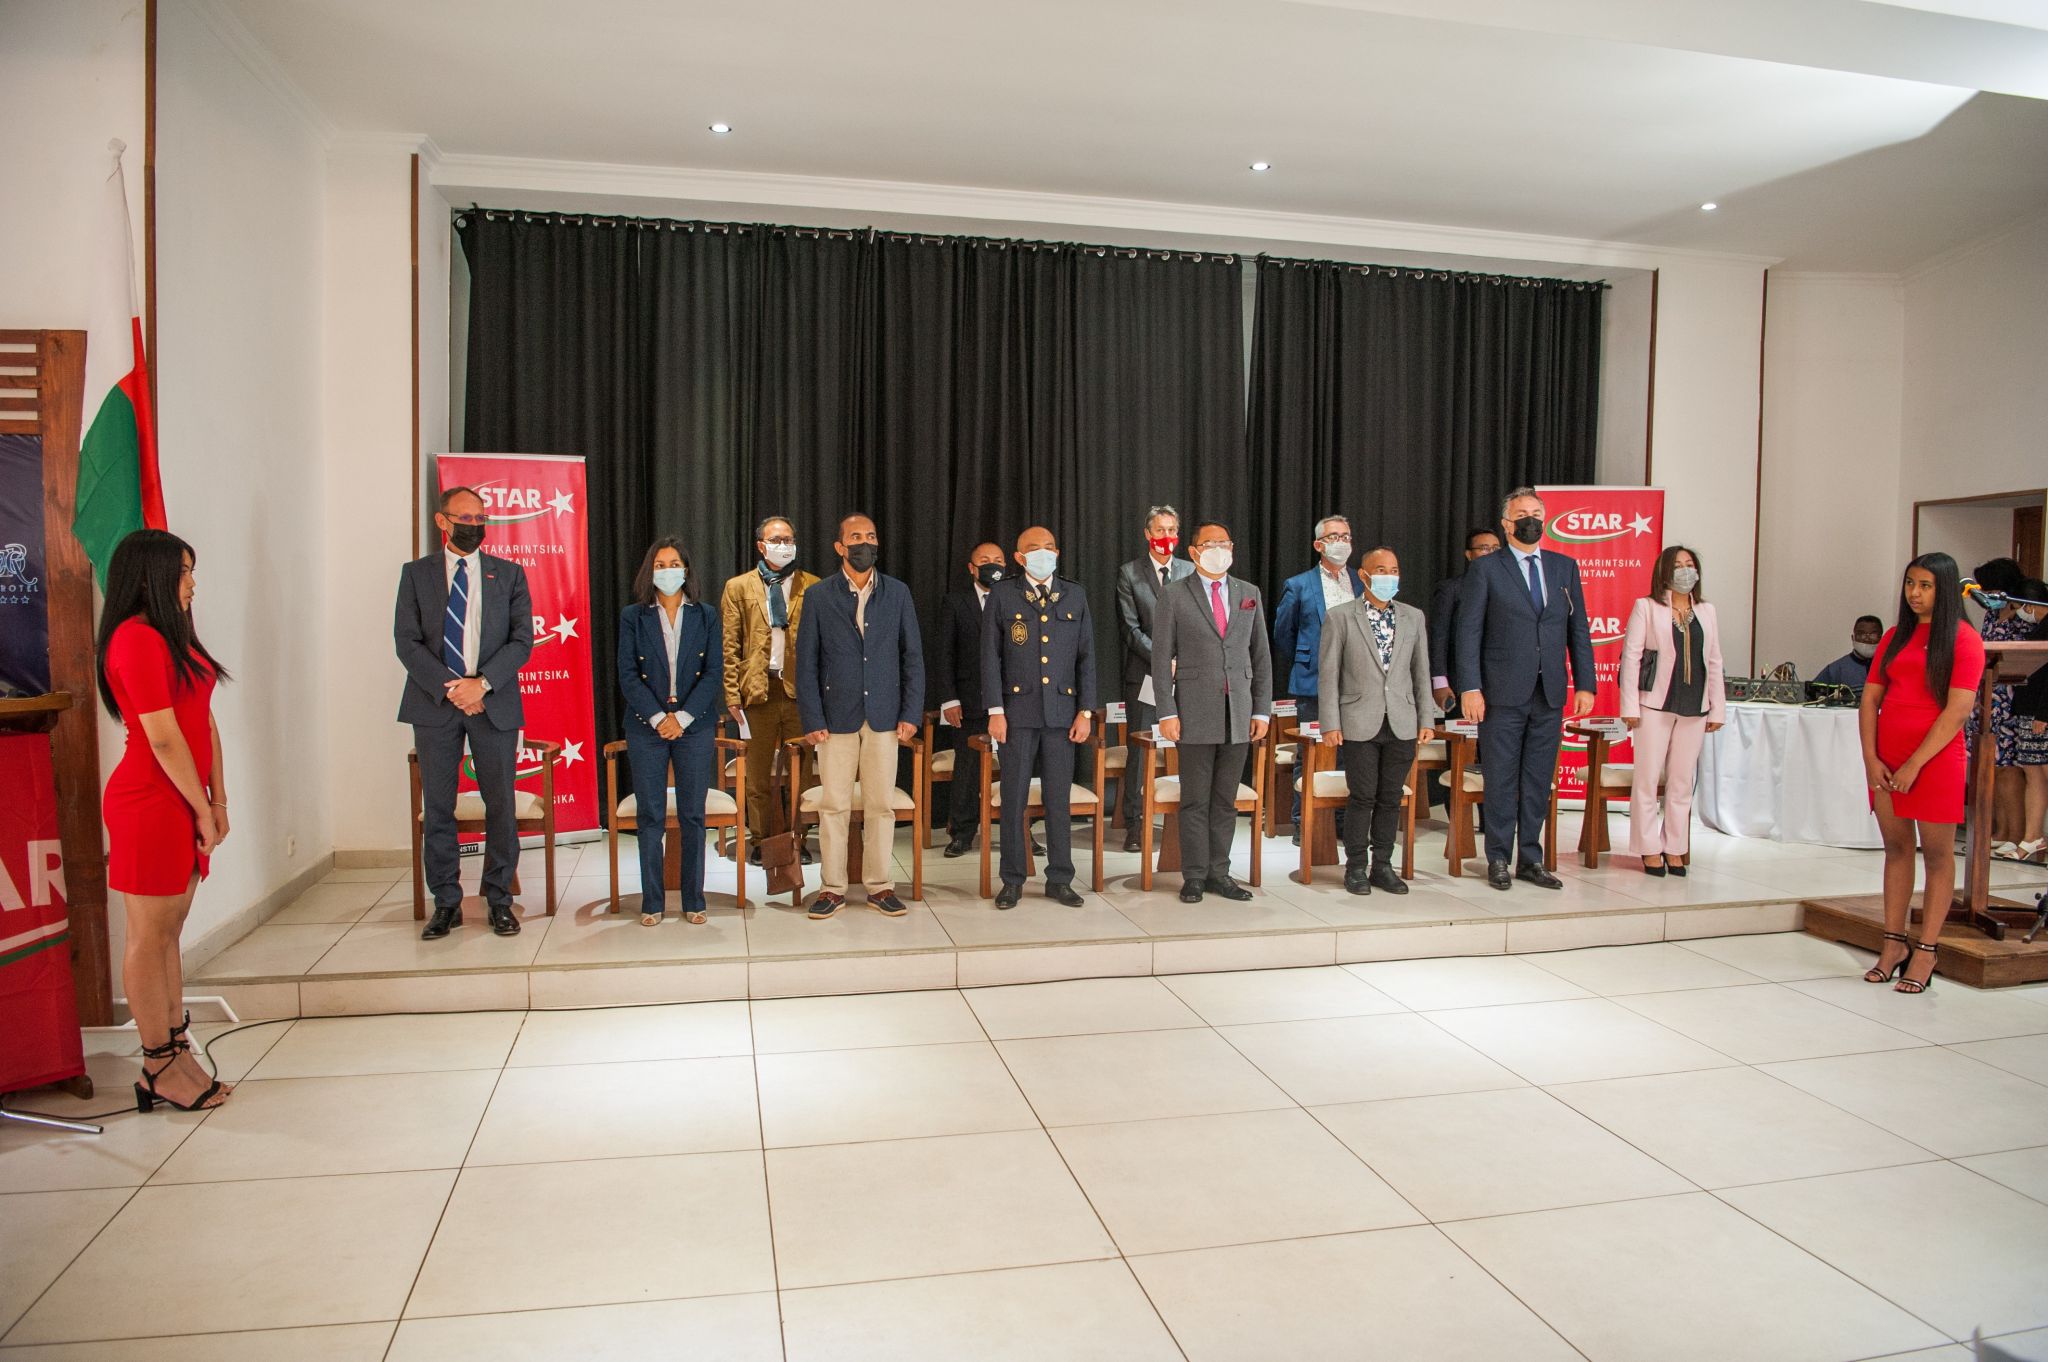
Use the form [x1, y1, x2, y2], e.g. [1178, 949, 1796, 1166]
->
[75, 139, 165, 588]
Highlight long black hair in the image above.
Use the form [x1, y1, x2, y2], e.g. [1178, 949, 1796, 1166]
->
[1882, 551, 1966, 702]
[632, 536, 699, 605]
[95, 529, 231, 717]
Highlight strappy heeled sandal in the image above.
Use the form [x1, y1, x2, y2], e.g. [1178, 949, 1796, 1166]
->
[134, 1038, 225, 1113]
[1865, 932, 1909, 984]
[1895, 939, 1939, 995]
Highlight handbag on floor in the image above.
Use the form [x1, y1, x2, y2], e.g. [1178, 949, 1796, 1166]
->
[759, 746, 806, 897]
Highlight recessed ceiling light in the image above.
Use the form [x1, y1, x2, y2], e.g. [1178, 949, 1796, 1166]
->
[1250, 161, 1272, 172]
[1700, 201, 1718, 212]
[709, 122, 733, 135]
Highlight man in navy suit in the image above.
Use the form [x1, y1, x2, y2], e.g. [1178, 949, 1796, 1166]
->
[394, 486, 534, 939]
[1272, 514, 1363, 840]
[796, 513, 926, 920]
[1454, 487, 1595, 892]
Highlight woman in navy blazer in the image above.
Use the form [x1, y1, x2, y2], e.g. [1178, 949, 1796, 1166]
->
[618, 538, 724, 925]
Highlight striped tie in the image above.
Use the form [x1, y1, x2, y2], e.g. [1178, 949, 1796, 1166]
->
[443, 559, 469, 676]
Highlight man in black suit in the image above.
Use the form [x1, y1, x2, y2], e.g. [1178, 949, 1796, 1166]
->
[1454, 488, 1595, 892]
[934, 542, 1007, 857]
[1429, 526, 1503, 717]
[1115, 504, 1194, 852]
[983, 526, 1097, 907]
[394, 486, 535, 939]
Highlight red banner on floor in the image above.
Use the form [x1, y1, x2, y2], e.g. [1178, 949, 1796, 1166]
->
[436, 454, 598, 835]
[0, 733, 85, 1094]
[1535, 485, 1666, 800]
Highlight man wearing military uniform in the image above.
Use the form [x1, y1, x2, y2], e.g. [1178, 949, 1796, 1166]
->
[982, 526, 1097, 908]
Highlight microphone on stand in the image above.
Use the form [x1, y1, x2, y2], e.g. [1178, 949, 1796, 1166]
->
[1960, 578, 2009, 612]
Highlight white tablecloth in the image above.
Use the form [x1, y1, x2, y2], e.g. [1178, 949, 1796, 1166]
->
[1697, 701, 1881, 849]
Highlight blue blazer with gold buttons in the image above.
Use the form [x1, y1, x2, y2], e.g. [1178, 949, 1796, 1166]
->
[617, 601, 723, 733]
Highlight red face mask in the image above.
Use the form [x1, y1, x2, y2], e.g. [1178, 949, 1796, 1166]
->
[1148, 536, 1179, 557]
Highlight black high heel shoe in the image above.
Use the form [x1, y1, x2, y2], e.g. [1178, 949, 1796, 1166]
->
[1895, 939, 1939, 995]
[1642, 859, 1668, 878]
[1865, 931, 1909, 983]
[134, 1038, 225, 1113]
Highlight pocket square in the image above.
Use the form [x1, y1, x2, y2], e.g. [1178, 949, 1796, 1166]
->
[1239, 598, 1255, 610]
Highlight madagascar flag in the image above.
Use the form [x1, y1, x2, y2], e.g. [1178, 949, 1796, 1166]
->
[75, 139, 165, 588]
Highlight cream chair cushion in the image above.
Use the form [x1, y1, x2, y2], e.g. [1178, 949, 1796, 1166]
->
[1102, 745, 1128, 772]
[1598, 762, 1635, 790]
[1415, 739, 1447, 763]
[1306, 770, 1415, 800]
[991, 780, 1099, 810]
[799, 783, 915, 813]
[450, 789, 545, 821]
[930, 748, 956, 776]
[1153, 778, 1257, 806]
[1273, 745, 1296, 767]
[615, 787, 738, 822]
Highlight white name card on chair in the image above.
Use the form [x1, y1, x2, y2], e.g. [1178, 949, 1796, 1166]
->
[1105, 701, 1127, 725]
[1272, 699, 1298, 718]
[1299, 721, 1321, 740]
[1443, 719, 1479, 736]
[1149, 725, 1176, 750]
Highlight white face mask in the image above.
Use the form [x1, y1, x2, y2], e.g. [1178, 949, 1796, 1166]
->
[762, 542, 797, 569]
[2019, 608, 2041, 625]
[1196, 547, 1233, 577]
[1670, 566, 1699, 594]
[1320, 539, 1352, 566]
[1851, 640, 1877, 659]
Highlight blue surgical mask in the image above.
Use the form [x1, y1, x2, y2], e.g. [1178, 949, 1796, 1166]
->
[652, 566, 687, 596]
[1370, 573, 1399, 600]
[1023, 549, 1059, 581]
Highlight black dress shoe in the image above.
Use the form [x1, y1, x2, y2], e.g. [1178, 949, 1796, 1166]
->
[1344, 863, 1373, 895]
[421, 904, 461, 940]
[1030, 837, 1045, 856]
[1486, 860, 1513, 891]
[1046, 883, 1084, 907]
[487, 901, 521, 935]
[944, 834, 975, 858]
[1122, 833, 1142, 854]
[1204, 877, 1254, 901]
[748, 846, 762, 866]
[1179, 882, 1205, 903]
[1515, 864, 1564, 890]
[1369, 862, 1408, 895]
[994, 883, 1023, 910]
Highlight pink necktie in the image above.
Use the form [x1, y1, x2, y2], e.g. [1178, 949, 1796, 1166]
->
[1210, 579, 1228, 636]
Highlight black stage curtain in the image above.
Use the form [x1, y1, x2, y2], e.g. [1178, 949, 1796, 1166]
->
[459, 214, 1246, 750]
[1245, 258, 1603, 626]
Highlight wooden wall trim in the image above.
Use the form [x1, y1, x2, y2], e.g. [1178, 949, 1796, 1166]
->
[144, 0, 158, 419]
[1749, 269, 1769, 676]
[1642, 267, 1659, 484]
[411, 153, 421, 558]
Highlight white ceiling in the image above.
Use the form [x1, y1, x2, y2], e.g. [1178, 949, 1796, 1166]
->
[221, 0, 2048, 271]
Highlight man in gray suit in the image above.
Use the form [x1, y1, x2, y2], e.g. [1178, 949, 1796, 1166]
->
[1115, 505, 1194, 852]
[1154, 519, 1273, 903]
[394, 486, 535, 940]
[1321, 546, 1439, 896]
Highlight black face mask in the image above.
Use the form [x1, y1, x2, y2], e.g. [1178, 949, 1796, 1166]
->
[1511, 515, 1544, 546]
[447, 522, 486, 555]
[844, 543, 879, 573]
[975, 563, 1004, 588]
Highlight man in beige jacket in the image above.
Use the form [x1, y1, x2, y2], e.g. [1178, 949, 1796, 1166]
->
[721, 516, 819, 853]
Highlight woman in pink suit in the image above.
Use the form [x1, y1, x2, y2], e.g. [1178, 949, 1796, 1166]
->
[1618, 546, 1726, 876]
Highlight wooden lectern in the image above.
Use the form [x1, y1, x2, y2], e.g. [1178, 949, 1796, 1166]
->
[1946, 640, 2048, 940]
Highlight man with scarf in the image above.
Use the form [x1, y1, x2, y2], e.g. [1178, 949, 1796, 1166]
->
[721, 515, 819, 856]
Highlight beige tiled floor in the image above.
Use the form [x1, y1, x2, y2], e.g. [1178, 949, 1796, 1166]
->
[8, 929, 2048, 1358]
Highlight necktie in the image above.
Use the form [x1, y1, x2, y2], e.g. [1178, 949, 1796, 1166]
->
[1159, 564, 1169, 590]
[1524, 553, 1543, 610]
[1210, 579, 1228, 636]
[443, 558, 469, 677]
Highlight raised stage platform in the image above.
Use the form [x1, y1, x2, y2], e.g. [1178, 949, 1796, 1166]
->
[188, 812, 2048, 1018]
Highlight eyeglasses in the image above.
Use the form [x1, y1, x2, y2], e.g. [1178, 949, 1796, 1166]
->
[762, 536, 795, 546]
[442, 513, 489, 525]
[1194, 541, 1234, 551]
[1321, 535, 1352, 545]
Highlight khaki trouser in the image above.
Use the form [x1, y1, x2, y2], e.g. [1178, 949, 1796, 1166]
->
[743, 693, 802, 840]
[816, 724, 901, 897]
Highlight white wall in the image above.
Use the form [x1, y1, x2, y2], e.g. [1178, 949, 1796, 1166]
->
[1902, 213, 2048, 506]
[152, 0, 330, 950]
[1755, 275, 1905, 676]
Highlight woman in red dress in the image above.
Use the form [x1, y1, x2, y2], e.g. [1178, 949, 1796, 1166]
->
[96, 530, 234, 1111]
[1859, 552, 1984, 995]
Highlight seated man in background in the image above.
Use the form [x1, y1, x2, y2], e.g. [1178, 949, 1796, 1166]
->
[1813, 615, 1884, 689]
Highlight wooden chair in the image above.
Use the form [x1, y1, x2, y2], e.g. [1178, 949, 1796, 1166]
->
[1443, 727, 1561, 876]
[1130, 729, 1268, 891]
[1410, 735, 1451, 818]
[602, 737, 749, 913]
[1262, 698, 1300, 838]
[407, 739, 561, 919]
[922, 709, 998, 847]
[783, 735, 927, 903]
[1100, 702, 1131, 829]
[1290, 726, 1420, 884]
[1573, 721, 1679, 869]
[972, 711, 1110, 897]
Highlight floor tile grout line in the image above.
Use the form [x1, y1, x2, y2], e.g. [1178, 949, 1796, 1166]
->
[0, 1317, 403, 1352]
[741, 998, 793, 1362]
[0, 1180, 149, 1345]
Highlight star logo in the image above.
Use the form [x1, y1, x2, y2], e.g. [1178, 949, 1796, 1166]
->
[559, 740, 584, 767]
[1629, 513, 1654, 537]
[551, 615, 579, 643]
[549, 490, 575, 517]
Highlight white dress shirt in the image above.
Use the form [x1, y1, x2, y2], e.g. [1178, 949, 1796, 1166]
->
[443, 547, 487, 688]
[657, 600, 692, 731]
[767, 573, 794, 672]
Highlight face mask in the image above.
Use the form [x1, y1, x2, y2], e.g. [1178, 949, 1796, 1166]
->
[1370, 573, 1399, 600]
[1148, 535, 1179, 557]
[975, 563, 1004, 589]
[447, 521, 485, 555]
[843, 543, 879, 573]
[762, 542, 797, 569]
[651, 566, 687, 596]
[1670, 566, 1699, 594]
[2019, 608, 2042, 625]
[1511, 515, 1544, 546]
[1851, 641, 1877, 659]
[1320, 540, 1352, 566]
[1022, 549, 1058, 581]
[1196, 547, 1233, 576]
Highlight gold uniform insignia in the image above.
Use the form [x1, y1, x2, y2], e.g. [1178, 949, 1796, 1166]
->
[1010, 618, 1029, 646]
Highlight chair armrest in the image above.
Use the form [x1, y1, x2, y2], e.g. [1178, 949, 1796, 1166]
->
[527, 739, 562, 763]
[969, 734, 995, 755]
[714, 736, 747, 756]
[603, 739, 628, 758]
[1131, 730, 1159, 750]
[901, 733, 925, 756]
